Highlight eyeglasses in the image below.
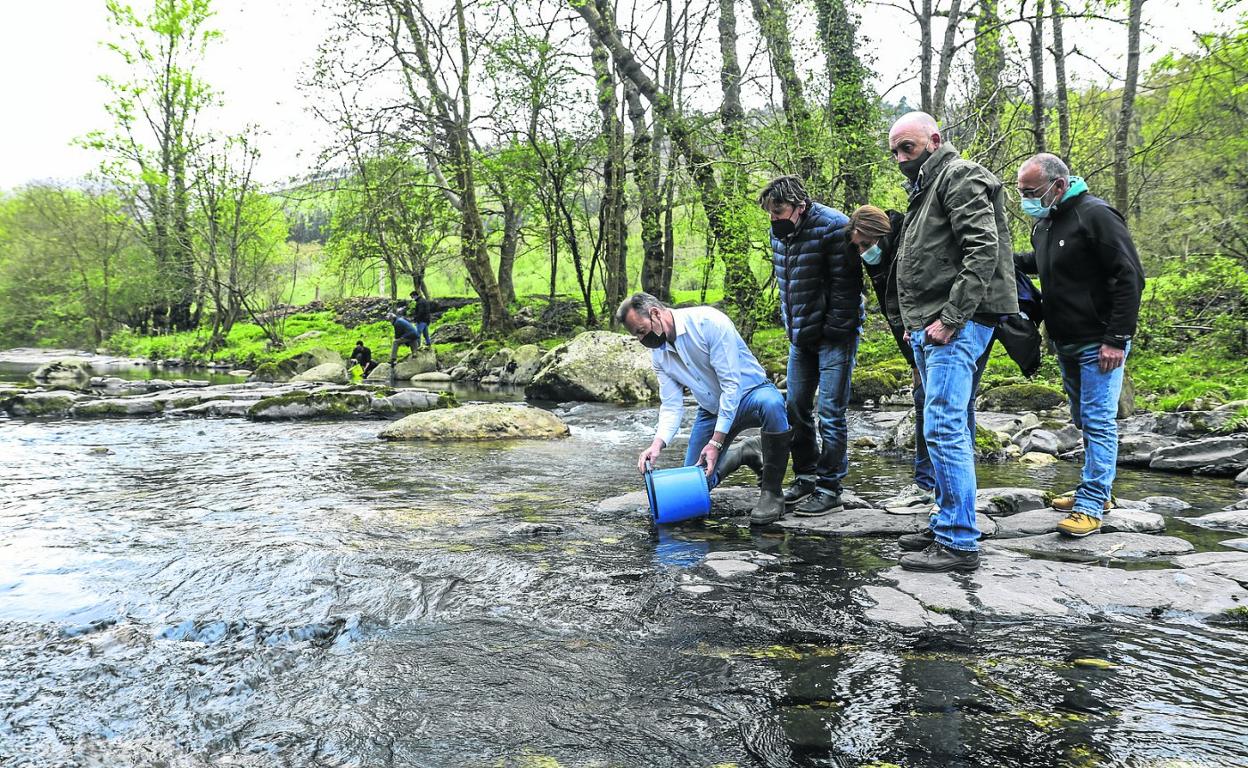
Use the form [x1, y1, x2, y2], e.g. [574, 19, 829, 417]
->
[1016, 178, 1059, 199]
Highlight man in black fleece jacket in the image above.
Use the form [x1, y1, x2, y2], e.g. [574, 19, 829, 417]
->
[1015, 153, 1145, 538]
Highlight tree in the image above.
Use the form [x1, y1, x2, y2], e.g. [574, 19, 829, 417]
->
[1113, 0, 1146, 215]
[81, 0, 219, 332]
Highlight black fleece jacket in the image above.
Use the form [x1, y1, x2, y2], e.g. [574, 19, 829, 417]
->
[1015, 191, 1144, 348]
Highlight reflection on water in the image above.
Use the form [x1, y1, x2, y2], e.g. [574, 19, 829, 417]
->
[0, 405, 1246, 766]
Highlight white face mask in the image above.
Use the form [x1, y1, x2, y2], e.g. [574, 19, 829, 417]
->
[860, 244, 883, 266]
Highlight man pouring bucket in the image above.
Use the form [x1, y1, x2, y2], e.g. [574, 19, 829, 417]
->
[618, 293, 792, 525]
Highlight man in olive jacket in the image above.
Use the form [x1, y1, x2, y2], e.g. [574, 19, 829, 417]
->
[887, 112, 1018, 573]
[760, 175, 863, 518]
[1015, 153, 1145, 538]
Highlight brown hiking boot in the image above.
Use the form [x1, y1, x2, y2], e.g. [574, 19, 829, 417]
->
[1056, 511, 1102, 537]
[1051, 494, 1113, 513]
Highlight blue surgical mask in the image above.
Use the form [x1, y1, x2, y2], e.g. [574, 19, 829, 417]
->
[1021, 179, 1058, 218]
[861, 244, 882, 265]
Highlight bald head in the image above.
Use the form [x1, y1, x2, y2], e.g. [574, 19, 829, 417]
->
[889, 111, 941, 158]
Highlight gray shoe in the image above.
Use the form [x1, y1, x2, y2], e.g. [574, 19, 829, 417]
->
[793, 489, 844, 517]
[881, 483, 937, 510]
[899, 542, 980, 573]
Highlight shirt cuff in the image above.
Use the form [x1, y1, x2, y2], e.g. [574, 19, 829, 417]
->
[714, 415, 734, 435]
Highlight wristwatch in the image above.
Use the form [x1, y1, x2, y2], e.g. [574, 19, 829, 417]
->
[708, 439, 724, 451]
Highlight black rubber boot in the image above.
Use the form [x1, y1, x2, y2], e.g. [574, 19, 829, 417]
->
[750, 429, 793, 525]
[716, 436, 763, 481]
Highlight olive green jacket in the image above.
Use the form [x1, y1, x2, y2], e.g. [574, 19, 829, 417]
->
[891, 143, 1018, 332]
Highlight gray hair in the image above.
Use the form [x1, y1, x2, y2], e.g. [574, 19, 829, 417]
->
[615, 292, 666, 326]
[1023, 152, 1070, 181]
[758, 175, 811, 213]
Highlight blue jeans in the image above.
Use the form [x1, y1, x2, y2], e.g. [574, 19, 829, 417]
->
[415, 322, 432, 346]
[911, 321, 995, 552]
[912, 340, 993, 493]
[786, 337, 858, 493]
[685, 383, 789, 489]
[1057, 342, 1129, 519]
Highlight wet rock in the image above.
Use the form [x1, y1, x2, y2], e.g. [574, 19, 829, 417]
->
[411, 371, 454, 382]
[2, 389, 83, 417]
[1224, 497, 1248, 512]
[248, 390, 373, 420]
[859, 585, 960, 629]
[977, 383, 1066, 412]
[379, 403, 570, 441]
[595, 490, 649, 514]
[991, 532, 1194, 561]
[1140, 495, 1192, 512]
[507, 522, 565, 536]
[976, 487, 1050, 516]
[370, 389, 448, 414]
[73, 397, 166, 417]
[1173, 551, 1248, 569]
[882, 408, 917, 451]
[994, 509, 1070, 538]
[1019, 425, 1082, 456]
[1101, 508, 1167, 534]
[498, 344, 544, 386]
[30, 358, 93, 390]
[1180, 510, 1248, 532]
[291, 362, 350, 384]
[1117, 432, 1177, 466]
[1019, 451, 1059, 466]
[174, 400, 256, 418]
[701, 550, 776, 578]
[526, 331, 658, 404]
[1150, 435, 1248, 475]
[393, 349, 438, 379]
[1237, 467, 1248, 485]
[862, 553, 1247, 626]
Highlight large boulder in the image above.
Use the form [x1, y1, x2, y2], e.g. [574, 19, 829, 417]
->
[291, 363, 350, 384]
[525, 331, 658, 404]
[1117, 432, 1177, 466]
[369, 389, 455, 414]
[849, 368, 900, 405]
[275, 347, 343, 378]
[1149, 435, 1248, 475]
[378, 403, 570, 441]
[977, 383, 1066, 412]
[1121, 410, 1243, 439]
[393, 349, 439, 379]
[498, 344, 545, 386]
[430, 322, 474, 344]
[30, 359, 93, 391]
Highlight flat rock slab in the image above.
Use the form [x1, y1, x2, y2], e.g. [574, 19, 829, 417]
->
[1173, 551, 1248, 568]
[996, 508, 1165, 538]
[990, 532, 1194, 561]
[700, 549, 778, 578]
[861, 553, 1247, 626]
[593, 486, 757, 517]
[1181, 509, 1248, 532]
[777, 509, 998, 538]
[1221, 538, 1248, 553]
[1140, 495, 1192, 511]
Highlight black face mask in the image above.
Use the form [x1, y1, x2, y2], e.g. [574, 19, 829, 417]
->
[771, 218, 797, 239]
[898, 148, 932, 182]
[639, 314, 668, 349]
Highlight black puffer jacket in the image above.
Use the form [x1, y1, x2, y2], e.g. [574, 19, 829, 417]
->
[863, 210, 915, 367]
[770, 202, 862, 347]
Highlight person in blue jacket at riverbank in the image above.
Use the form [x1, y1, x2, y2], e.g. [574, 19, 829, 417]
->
[386, 312, 422, 363]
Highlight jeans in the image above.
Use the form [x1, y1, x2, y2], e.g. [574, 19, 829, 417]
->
[912, 340, 993, 493]
[1057, 342, 1129, 519]
[685, 382, 790, 489]
[415, 322, 432, 346]
[911, 321, 996, 552]
[390, 334, 418, 359]
[786, 337, 858, 493]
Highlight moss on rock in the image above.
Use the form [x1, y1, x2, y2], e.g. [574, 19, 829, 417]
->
[978, 383, 1066, 412]
[850, 368, 901, 404]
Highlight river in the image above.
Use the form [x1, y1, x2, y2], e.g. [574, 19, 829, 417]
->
[1, 393, 1246, 767]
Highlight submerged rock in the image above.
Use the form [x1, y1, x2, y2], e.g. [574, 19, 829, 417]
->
[248, 390, 374, 420]
[525, 331, 658, 404]
[379, 403, 570, 441]
[1180, 509, 1248, 532]
[2, 389, 83, 417]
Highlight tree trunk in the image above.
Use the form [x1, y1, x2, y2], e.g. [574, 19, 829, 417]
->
[932, 0, 965, 119]
[1050, 0, 1071, 159]
[813, 0, 875, 208]
[627, 79, 664, 303]
[498, 199, 520, 306]
[1029, 0, 1047, 153]
[971, 0, 1007, 162]
[919, 0, 934, 114]
[590, 26, 628, 322]
[1114, 0, 1145, 214]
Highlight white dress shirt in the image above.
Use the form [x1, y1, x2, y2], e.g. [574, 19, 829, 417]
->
[651, 306, 770, 447]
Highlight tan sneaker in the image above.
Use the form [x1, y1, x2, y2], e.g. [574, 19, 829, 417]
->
[1056, 511, 1102, 537]
[1051, 494, 1113, 512]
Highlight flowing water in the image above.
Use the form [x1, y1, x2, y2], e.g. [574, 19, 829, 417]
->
[1, 395, 1247, 767]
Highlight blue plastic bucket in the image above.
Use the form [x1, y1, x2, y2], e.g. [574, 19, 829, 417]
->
[644, 463, 711, 525]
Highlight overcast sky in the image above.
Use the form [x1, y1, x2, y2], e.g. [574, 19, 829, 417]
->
[0, 0, 1233, 191]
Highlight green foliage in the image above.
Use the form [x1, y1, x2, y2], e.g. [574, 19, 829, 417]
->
[1137, 253, 1248, 357]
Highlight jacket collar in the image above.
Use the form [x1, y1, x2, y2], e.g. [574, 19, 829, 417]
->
[907, 142, 959, 200]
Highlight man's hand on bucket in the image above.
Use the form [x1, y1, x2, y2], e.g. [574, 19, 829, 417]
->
[637, 439, 664, 474]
